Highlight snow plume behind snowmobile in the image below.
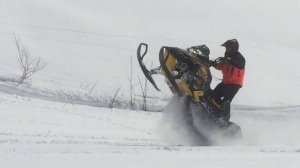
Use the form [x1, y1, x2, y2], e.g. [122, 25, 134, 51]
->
[157, 96, 209, 146]
[137, 43, 242, 145]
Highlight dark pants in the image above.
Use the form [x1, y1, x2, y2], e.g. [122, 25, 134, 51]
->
[213, 82, 241, 104]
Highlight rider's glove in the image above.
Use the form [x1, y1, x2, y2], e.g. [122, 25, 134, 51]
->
[209, 60, 216, 67]
[215, 57, 230, 65]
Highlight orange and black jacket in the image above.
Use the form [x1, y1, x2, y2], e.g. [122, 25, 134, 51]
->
[214, 51, 245, 87]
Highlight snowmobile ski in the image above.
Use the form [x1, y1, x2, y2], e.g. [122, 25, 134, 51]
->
[137, 43, 160, 91]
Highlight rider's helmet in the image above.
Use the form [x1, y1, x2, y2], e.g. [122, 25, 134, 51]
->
[221, 39, 239, 51]
[187, 45, 210, 61]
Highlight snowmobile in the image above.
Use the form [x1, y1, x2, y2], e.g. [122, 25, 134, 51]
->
[137, 43, 242, 145]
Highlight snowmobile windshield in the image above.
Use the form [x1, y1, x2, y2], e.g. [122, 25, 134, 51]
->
[187, 48, 209, 61]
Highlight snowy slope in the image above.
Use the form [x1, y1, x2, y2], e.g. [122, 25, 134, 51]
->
[1, 0, 300, 167]
[1, 92, 300, 168]
[0, 0, 300, 107]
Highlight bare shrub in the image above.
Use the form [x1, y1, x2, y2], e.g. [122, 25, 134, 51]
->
[15, 38, 47, 84]
[128, 55, 135, 109]
[108, 87, 121, 108]
[138, 76, 148, 111]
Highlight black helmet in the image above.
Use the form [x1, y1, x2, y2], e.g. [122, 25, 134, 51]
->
[221, 39, 239, 51]
[187, 44, 210, 61]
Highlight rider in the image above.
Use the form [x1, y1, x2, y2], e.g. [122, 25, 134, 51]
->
[209, 39, 245, 120]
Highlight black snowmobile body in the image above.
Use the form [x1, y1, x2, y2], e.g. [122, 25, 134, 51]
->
[137, 43, 241, 144]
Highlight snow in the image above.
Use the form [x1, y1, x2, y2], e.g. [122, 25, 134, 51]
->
[1, 92, 300, 168]
[1, 0, 300, 167]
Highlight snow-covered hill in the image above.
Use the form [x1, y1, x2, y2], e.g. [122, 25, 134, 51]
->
[1, 0, 300, 167]
[1, 91, 300, 168]
[1, 0, 300, 107]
